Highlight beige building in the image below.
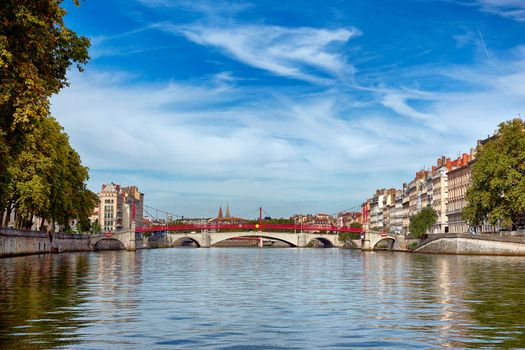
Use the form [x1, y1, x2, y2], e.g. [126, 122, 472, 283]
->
[99, 183, 123, 232]
[97, 183, 144, 232]
[402, 184, 410, 234]
[391, 189, 404, 234]
[447, 163, 472, 233]
[382, 188, 397, 233]
[408, 170, 430, 220]
[432, 165, 449, 233]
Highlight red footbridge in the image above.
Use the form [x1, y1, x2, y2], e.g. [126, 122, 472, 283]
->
[135, 223, 364, 234]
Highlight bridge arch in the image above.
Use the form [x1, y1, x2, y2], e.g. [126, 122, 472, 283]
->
[171, 236, 201, 247]
[372, 236, 396, 250]
[94, 238, 125, 251]
[342, 239, 359, 249]
[210, 233, 298, 247]
[306, 237, 335, 248]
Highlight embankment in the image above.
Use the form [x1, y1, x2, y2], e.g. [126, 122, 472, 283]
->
[414, 233, 525, 256]
[0, 228, 138, 258]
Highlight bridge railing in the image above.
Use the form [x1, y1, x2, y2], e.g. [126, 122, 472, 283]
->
[135, 223, 363, 234]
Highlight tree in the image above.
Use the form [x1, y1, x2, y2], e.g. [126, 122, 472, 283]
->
[409, 207, 437, 238]
[89, 220, 101, 234]
[349, 222, 363, 229]
[338, 231, 361, 241]
[463, 118, 525, 230]
[337, 222, 363, 242]
[4, 116, 97, 231]
[0, 1, 90, 208]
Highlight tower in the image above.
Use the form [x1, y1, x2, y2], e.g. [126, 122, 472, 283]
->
[218, 206, 224, 220]
[225, 202, 231, 219]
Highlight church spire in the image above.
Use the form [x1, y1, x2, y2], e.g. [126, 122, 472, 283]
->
[225, 202, 231, 219]
[218, 205, 224, 220]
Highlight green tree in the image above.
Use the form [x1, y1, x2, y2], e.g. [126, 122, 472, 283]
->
[409, 207, 437, 238]
[338, 231, 361, 241]
[0, 0, 89, 208]
[349, 222, 363, 229]
[89, 220, 101, 234]
[463, 118, 525, 230]
[5, 117, 97, 231]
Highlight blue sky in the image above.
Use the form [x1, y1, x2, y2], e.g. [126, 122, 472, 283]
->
[51, 0, 525, 218]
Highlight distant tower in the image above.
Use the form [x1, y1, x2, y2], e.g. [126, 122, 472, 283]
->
[218, 205, 224, 220]
[225, 202, 231, 219]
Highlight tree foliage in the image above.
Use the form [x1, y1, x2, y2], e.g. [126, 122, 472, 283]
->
[409, 207, 437, 238]
[338, 231, 361, 241]
[463, 118, 525, 230]
[0, 1, 94, 232]
[349, 222, 362, 229]
[4, 117, 97, 231]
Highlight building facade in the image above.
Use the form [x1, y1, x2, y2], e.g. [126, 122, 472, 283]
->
[446, 164, 472, 233]
[97, 183, 144, 232]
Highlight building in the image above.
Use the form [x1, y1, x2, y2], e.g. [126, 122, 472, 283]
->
[209, 203, 246, 224]
[361, 200, 370, 231]
[402, 184, 410, 234]
[446, 162, 473, 233]
[336, 211, 362, 227]
[431, 163, 449, 233]
[391, 189, 404, 234]
[407, 170, 430, 220]
[97, 183, 144, 232]
[382, 188, 397, 233]
[121, 186, 144, 228]
[428, 153, 475, 234]
[368, 190, 384, 230]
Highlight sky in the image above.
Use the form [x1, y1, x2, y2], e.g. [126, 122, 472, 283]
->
[51, 0, 525, 219]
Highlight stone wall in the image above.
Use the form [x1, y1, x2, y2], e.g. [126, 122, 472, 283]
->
[0, 228, 128, 258]
[415, 235, 525, 256]
[0, 229, 50, 256]
[52, 233, 91, 253]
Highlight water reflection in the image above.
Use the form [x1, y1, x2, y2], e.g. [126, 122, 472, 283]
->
[0, 249, 524, 349]
[0, 253, 90, 349]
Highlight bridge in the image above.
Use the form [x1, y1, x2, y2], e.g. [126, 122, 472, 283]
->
[90, 230, 137, 251]
[132, 223, 395, 250]
[84, 224, 396, 250]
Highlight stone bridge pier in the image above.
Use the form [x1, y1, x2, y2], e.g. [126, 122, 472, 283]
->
[361, 231, 398, 251]
[90, 225, 137, 251]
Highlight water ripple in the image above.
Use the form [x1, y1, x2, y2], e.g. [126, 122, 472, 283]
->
[1, 249, 525, 349]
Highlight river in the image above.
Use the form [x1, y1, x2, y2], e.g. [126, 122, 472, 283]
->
[1, 248, 524, 349]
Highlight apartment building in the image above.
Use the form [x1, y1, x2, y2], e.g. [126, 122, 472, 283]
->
[97, 183, 144, 232]
[447, 162, 472, 233]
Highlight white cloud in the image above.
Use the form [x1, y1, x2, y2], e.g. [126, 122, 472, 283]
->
[381, 93, 432, 121]
[50, 51, 525, 216]
[162, 24, 360, 83]
[473, 0, 525, 21]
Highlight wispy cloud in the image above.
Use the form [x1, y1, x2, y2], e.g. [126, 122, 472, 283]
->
[55, 0, 525, 216]
[161, 23, 360, 83]
[51, 51, 525, 216]
[464, 0, 525, 21]
[381, 93, 432, 121]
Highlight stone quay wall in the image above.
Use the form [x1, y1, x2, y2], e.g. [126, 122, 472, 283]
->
[0, 228, 124, 258]
[414, 233, 525, 256]
[0, 229, 51, 256]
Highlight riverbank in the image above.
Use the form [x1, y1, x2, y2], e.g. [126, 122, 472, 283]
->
[412, 233, 525, 256]
[3, 228, 525, 258]
[0, 228, 139, 258]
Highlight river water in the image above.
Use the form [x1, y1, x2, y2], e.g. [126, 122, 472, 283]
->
[1, 248, 525, 349]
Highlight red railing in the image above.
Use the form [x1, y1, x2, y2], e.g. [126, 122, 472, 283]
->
[135, 223, 363, 233]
